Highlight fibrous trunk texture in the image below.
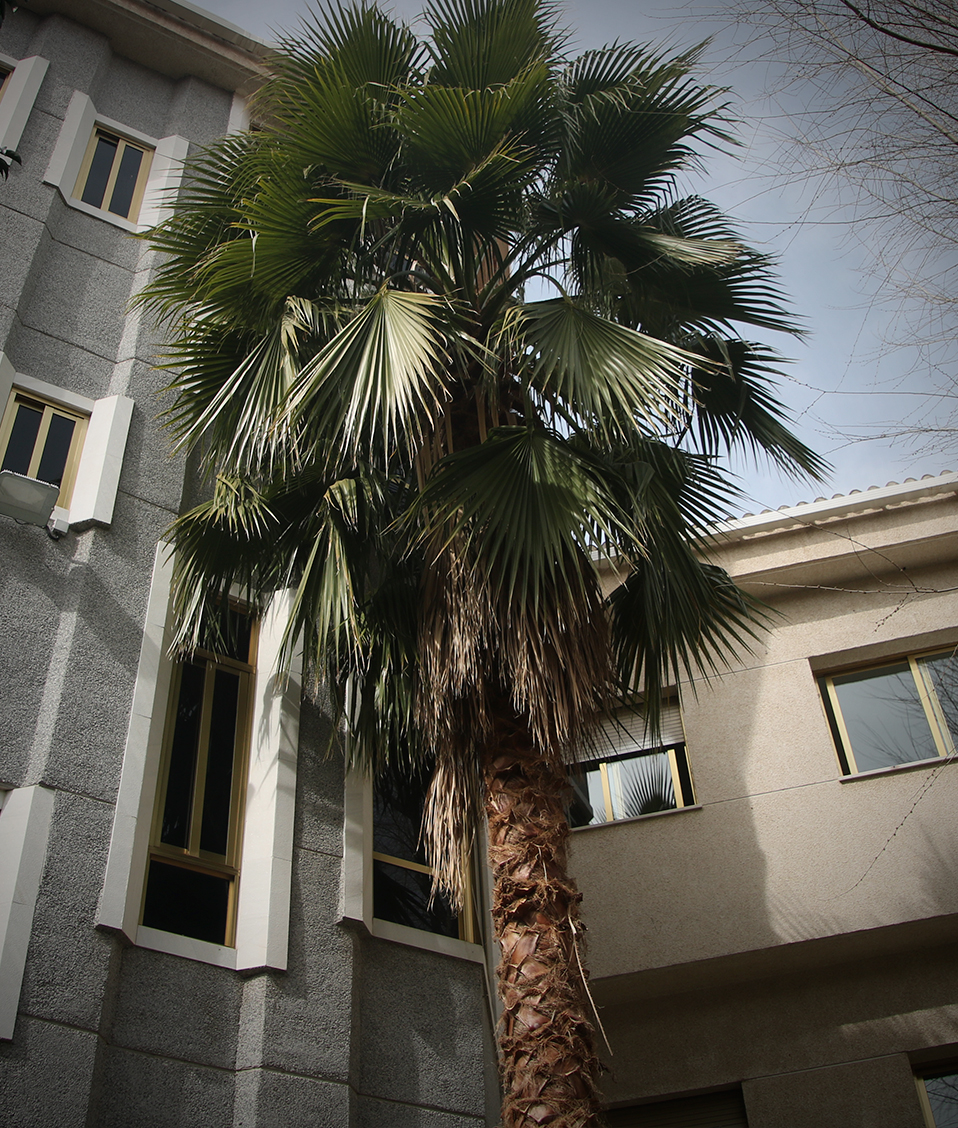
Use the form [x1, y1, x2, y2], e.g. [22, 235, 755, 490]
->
[484, 705, 603, 1128]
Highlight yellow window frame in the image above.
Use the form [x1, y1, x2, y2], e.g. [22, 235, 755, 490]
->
[72, 127, 154, 222]
[915, 1070, 958, 1128]
[596, 744, 692, 819]
[821, 648, 957, 775]
[145, 620, 257, 948]
[371, 845, 478, 944]
[0, 388, 88, 508]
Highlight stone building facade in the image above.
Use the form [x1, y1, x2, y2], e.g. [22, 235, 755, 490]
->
[1, 4, 957, 1128]
[0, 4, 495, 1126]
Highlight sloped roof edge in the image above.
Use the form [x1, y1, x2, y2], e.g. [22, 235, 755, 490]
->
[716, 471, 957, 542]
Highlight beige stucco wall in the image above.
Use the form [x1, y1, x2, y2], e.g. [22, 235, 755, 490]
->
[598, 939, 958, 1120]
[575, 480, 958, 1117]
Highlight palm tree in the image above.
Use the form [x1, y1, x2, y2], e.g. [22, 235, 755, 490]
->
[142, 2, 825, 1124]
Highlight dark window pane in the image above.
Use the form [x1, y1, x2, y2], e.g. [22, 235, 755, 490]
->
[925, 1072, 958, 1128]
[611, 750, 676, 819]
[199, 603, 253, 663]
[833, 663, 938, 771]
[674, 746, 694, 807]
[80, 134, 118, 208]
[161, 662, 205, 848]
[568, 762, 606, 827]
[35, 413, 76, 487]
[372, 858, 459, 939]
[199, 669, 240, 856]
[142, 860, 230, 945]
[373, 764, 432, 866]
[108, 143, 143, 218]
[1, 403, 42, 474]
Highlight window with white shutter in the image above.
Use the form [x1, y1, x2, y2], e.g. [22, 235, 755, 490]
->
[568, 702, 694, 827]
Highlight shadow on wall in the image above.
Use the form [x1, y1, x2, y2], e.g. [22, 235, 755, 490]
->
[569, 644, 782, 985]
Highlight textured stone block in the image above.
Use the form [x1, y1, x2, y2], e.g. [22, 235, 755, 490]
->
[29, 16, 111, 117]
[3, 316, 116, 401]
[16, 235, 137, 364]
[233, 1067, 353, 1128]
[359, 1096, 486, 1128]
[109, 945, 243, 1070]
[293, 704, 346, 857]
[235, 850, 354, 1082]
[0, 1016, 98, 1128]
[94, 53, 172, 139]
[742, 1053, 927, 1128]
[164, 75, 233, 146]
[17, 792, 116, 1031]
[92, 1043, 235, 1128]
[358, 937, 487, 1116]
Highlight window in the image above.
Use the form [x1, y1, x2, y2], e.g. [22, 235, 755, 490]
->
[569, 703, 693, 827]
[342, 763, 485, 961]
[918, 1070, 958, 1127]
[73, 127, 153, 222]
[45, 92, 188, 232]
[141, 605, 255, 947]
[98, 547, 300, 971]
[0, 54, 49, 159]
[0, 358, 134, 530]
[820, 649, 957, 775]
[372, 762, 477, 943]
[0, 388, 88, 508]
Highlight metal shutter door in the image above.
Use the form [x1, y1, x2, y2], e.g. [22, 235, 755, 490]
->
[593, 701, 685, 759]
[605, 1089, 749, 1127]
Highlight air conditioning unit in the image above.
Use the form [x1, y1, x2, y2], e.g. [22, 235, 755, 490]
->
[0, 469, 60, 527]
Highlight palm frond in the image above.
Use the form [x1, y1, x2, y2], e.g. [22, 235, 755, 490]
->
[284, 286, 456, 469]
[424, 0, 564, 88]
[517, 298, 687, 439]
[687, 336, 830, 480]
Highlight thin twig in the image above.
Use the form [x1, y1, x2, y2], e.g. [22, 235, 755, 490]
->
[568, 913, 613, 1059]
[834, 754, 958, 898]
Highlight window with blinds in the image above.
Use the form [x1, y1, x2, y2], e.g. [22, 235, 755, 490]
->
[568, 702, 694, 827]
[605, 1088, 749, 1127]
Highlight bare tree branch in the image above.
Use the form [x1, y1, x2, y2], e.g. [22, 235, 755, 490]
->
[838, 0, 958, 58]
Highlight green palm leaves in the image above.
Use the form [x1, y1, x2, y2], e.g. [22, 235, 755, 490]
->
[144, 0, 825, 890]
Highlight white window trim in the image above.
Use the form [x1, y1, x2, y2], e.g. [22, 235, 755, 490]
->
[0, 53, 49, 154]
[97, 544, 301, 971]
[0, 784, 56, 1041]
[0, 352, 133, 530]
[342, 770, 486, 965]
[43, 91, 188, 232]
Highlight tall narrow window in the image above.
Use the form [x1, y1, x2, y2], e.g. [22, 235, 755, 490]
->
[0, 389, 87, 507]
[820, 649, 957, 775]
[73, 128, 153, 221]
[373, 763, 477, 943]
[568, 703, 694, 827]
[141, 606, 255, 947]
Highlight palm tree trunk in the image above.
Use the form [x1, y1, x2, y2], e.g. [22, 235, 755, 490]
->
[483, 702, 604, 1128]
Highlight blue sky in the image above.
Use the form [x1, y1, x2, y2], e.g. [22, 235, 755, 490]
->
[196, 0, 952, 515]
